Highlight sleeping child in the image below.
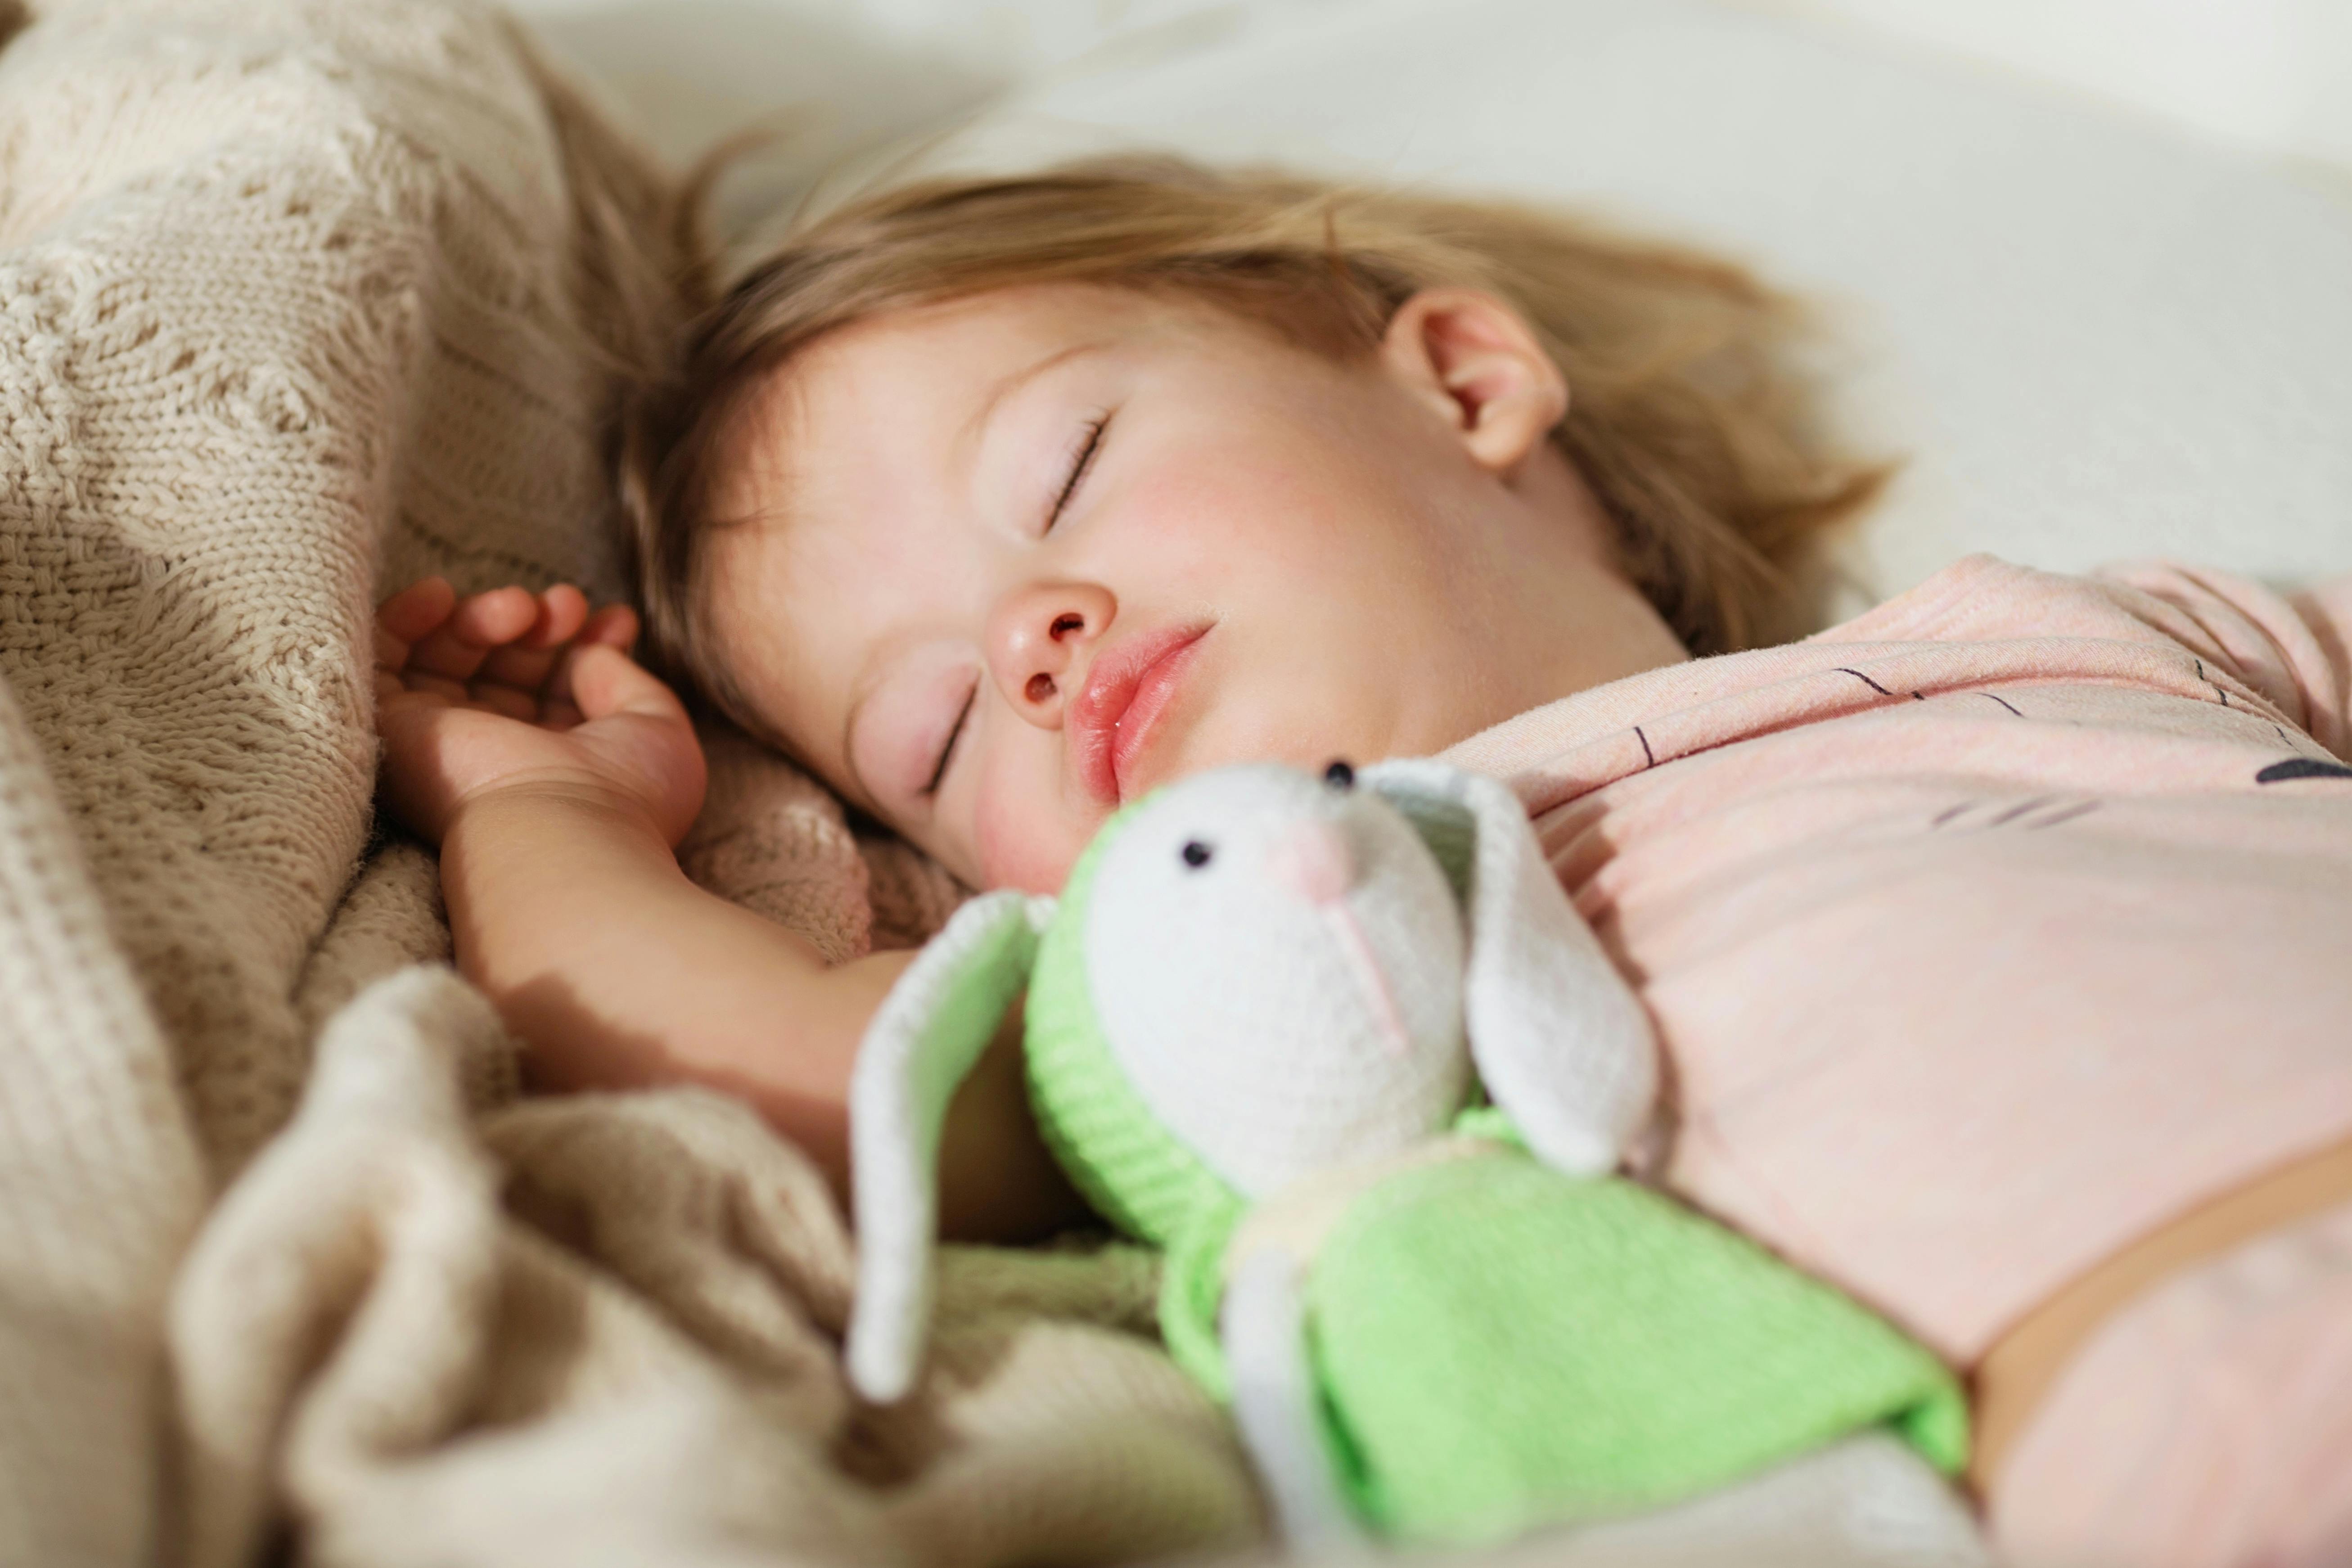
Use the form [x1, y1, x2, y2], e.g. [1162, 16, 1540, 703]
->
[369, 158, 2352, 1568]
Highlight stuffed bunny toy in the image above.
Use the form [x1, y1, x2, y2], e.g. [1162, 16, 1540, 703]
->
[847, 759, 1965, 1548]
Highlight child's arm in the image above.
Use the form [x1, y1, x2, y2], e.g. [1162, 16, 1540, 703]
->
[373, 579, 1082, 1241]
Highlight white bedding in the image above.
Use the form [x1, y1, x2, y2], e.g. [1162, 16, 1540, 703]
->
[526, 0, 2352, 605]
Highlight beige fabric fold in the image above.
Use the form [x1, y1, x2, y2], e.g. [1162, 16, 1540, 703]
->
[0, 2, 1258, 1563]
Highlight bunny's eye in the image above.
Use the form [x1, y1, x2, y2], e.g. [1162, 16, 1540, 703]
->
[1323, 760, 1356, 790]
[1180, 840, 1213, 870]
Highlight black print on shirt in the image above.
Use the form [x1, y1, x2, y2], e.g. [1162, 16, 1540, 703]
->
[1835, 668, 1926, 702]
[1930, 797, 2100, 832]
[2255, 757, 2352, 784]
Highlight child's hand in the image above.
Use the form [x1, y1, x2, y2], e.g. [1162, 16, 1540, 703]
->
[373, 578, 708, 847]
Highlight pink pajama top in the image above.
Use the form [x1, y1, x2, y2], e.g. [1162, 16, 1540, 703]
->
[1440, 555, 2352, 1363]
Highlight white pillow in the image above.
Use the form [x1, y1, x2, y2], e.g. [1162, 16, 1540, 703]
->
[545, 0, 2352, 600]
[898, 0, 2352, 599]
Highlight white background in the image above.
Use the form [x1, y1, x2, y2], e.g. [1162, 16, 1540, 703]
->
[510, 0, 2352, 187]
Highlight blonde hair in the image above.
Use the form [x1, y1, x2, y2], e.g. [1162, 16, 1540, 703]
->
[617, 156, 1885, 731]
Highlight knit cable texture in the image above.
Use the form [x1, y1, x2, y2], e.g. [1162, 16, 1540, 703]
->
[0, 2, 1256, 1563]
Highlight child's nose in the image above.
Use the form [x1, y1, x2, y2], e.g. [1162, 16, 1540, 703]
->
[986, 581, 1114, 721]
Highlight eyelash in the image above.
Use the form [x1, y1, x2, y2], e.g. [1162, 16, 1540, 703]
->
[924, 684, 976, 798]
[1047, 413, 1109, 531]
[924, 415, 1112, 798]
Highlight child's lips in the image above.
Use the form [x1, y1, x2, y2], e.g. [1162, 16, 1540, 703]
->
[1071, 624, 1212, 806]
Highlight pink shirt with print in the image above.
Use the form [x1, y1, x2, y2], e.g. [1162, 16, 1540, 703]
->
[1440, 554, 2352, 1363]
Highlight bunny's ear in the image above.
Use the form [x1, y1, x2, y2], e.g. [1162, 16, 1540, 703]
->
[848, 889, 1053, 1402]
[1360, 760, 1657, 1175]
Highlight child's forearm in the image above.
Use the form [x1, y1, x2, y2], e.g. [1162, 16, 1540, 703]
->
[440, 787, 1082, 1240]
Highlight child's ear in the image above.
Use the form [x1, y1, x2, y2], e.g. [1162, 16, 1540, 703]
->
[1379, 287, 1569, 479]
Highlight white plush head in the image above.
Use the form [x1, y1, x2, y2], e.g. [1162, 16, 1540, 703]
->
[1084, 762, 1471, 1198]
[844, 757, 1658, 1401]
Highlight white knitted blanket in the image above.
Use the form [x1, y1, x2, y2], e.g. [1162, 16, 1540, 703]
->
[0, 3, 1260, 1563]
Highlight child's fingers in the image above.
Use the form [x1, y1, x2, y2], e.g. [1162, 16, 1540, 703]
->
[374, 578, 456, 669]
[477, 590, 612, 692]
[542, 615, 640, 709]
[451, 585, 542, 644]
[541, 698, 586, 733]
[478, 641, 560, 693]
[373, 668, 462, 715]
[518, 584, 591, 649]
[468, 682, 540, 722]
[581, 603, 640, 650]
[375, 682, 455, 720]
[477, 584, 590, 688]
[403, 671, 472, 706]
[559, 642, 687, 725]
[407, 586, 539, 681]
[404, 626, 483, 682]
[544, 649, 577, 709]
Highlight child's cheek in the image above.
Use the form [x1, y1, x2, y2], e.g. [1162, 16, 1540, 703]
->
[1124, 437, 1358, 580]
[971, 767, 1091, 895]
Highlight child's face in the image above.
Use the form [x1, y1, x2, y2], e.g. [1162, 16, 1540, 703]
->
[705, 283, 1685, 892]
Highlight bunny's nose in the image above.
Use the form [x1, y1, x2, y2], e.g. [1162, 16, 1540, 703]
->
[1269, 818, 1356, 905]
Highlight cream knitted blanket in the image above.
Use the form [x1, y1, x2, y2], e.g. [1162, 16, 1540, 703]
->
[0, 2, 1261, 1563]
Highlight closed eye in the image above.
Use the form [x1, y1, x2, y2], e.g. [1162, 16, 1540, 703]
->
[924, 414, 1104, 797]
[924, 682, 976, 798]
[1046, 413, 1109, 531]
